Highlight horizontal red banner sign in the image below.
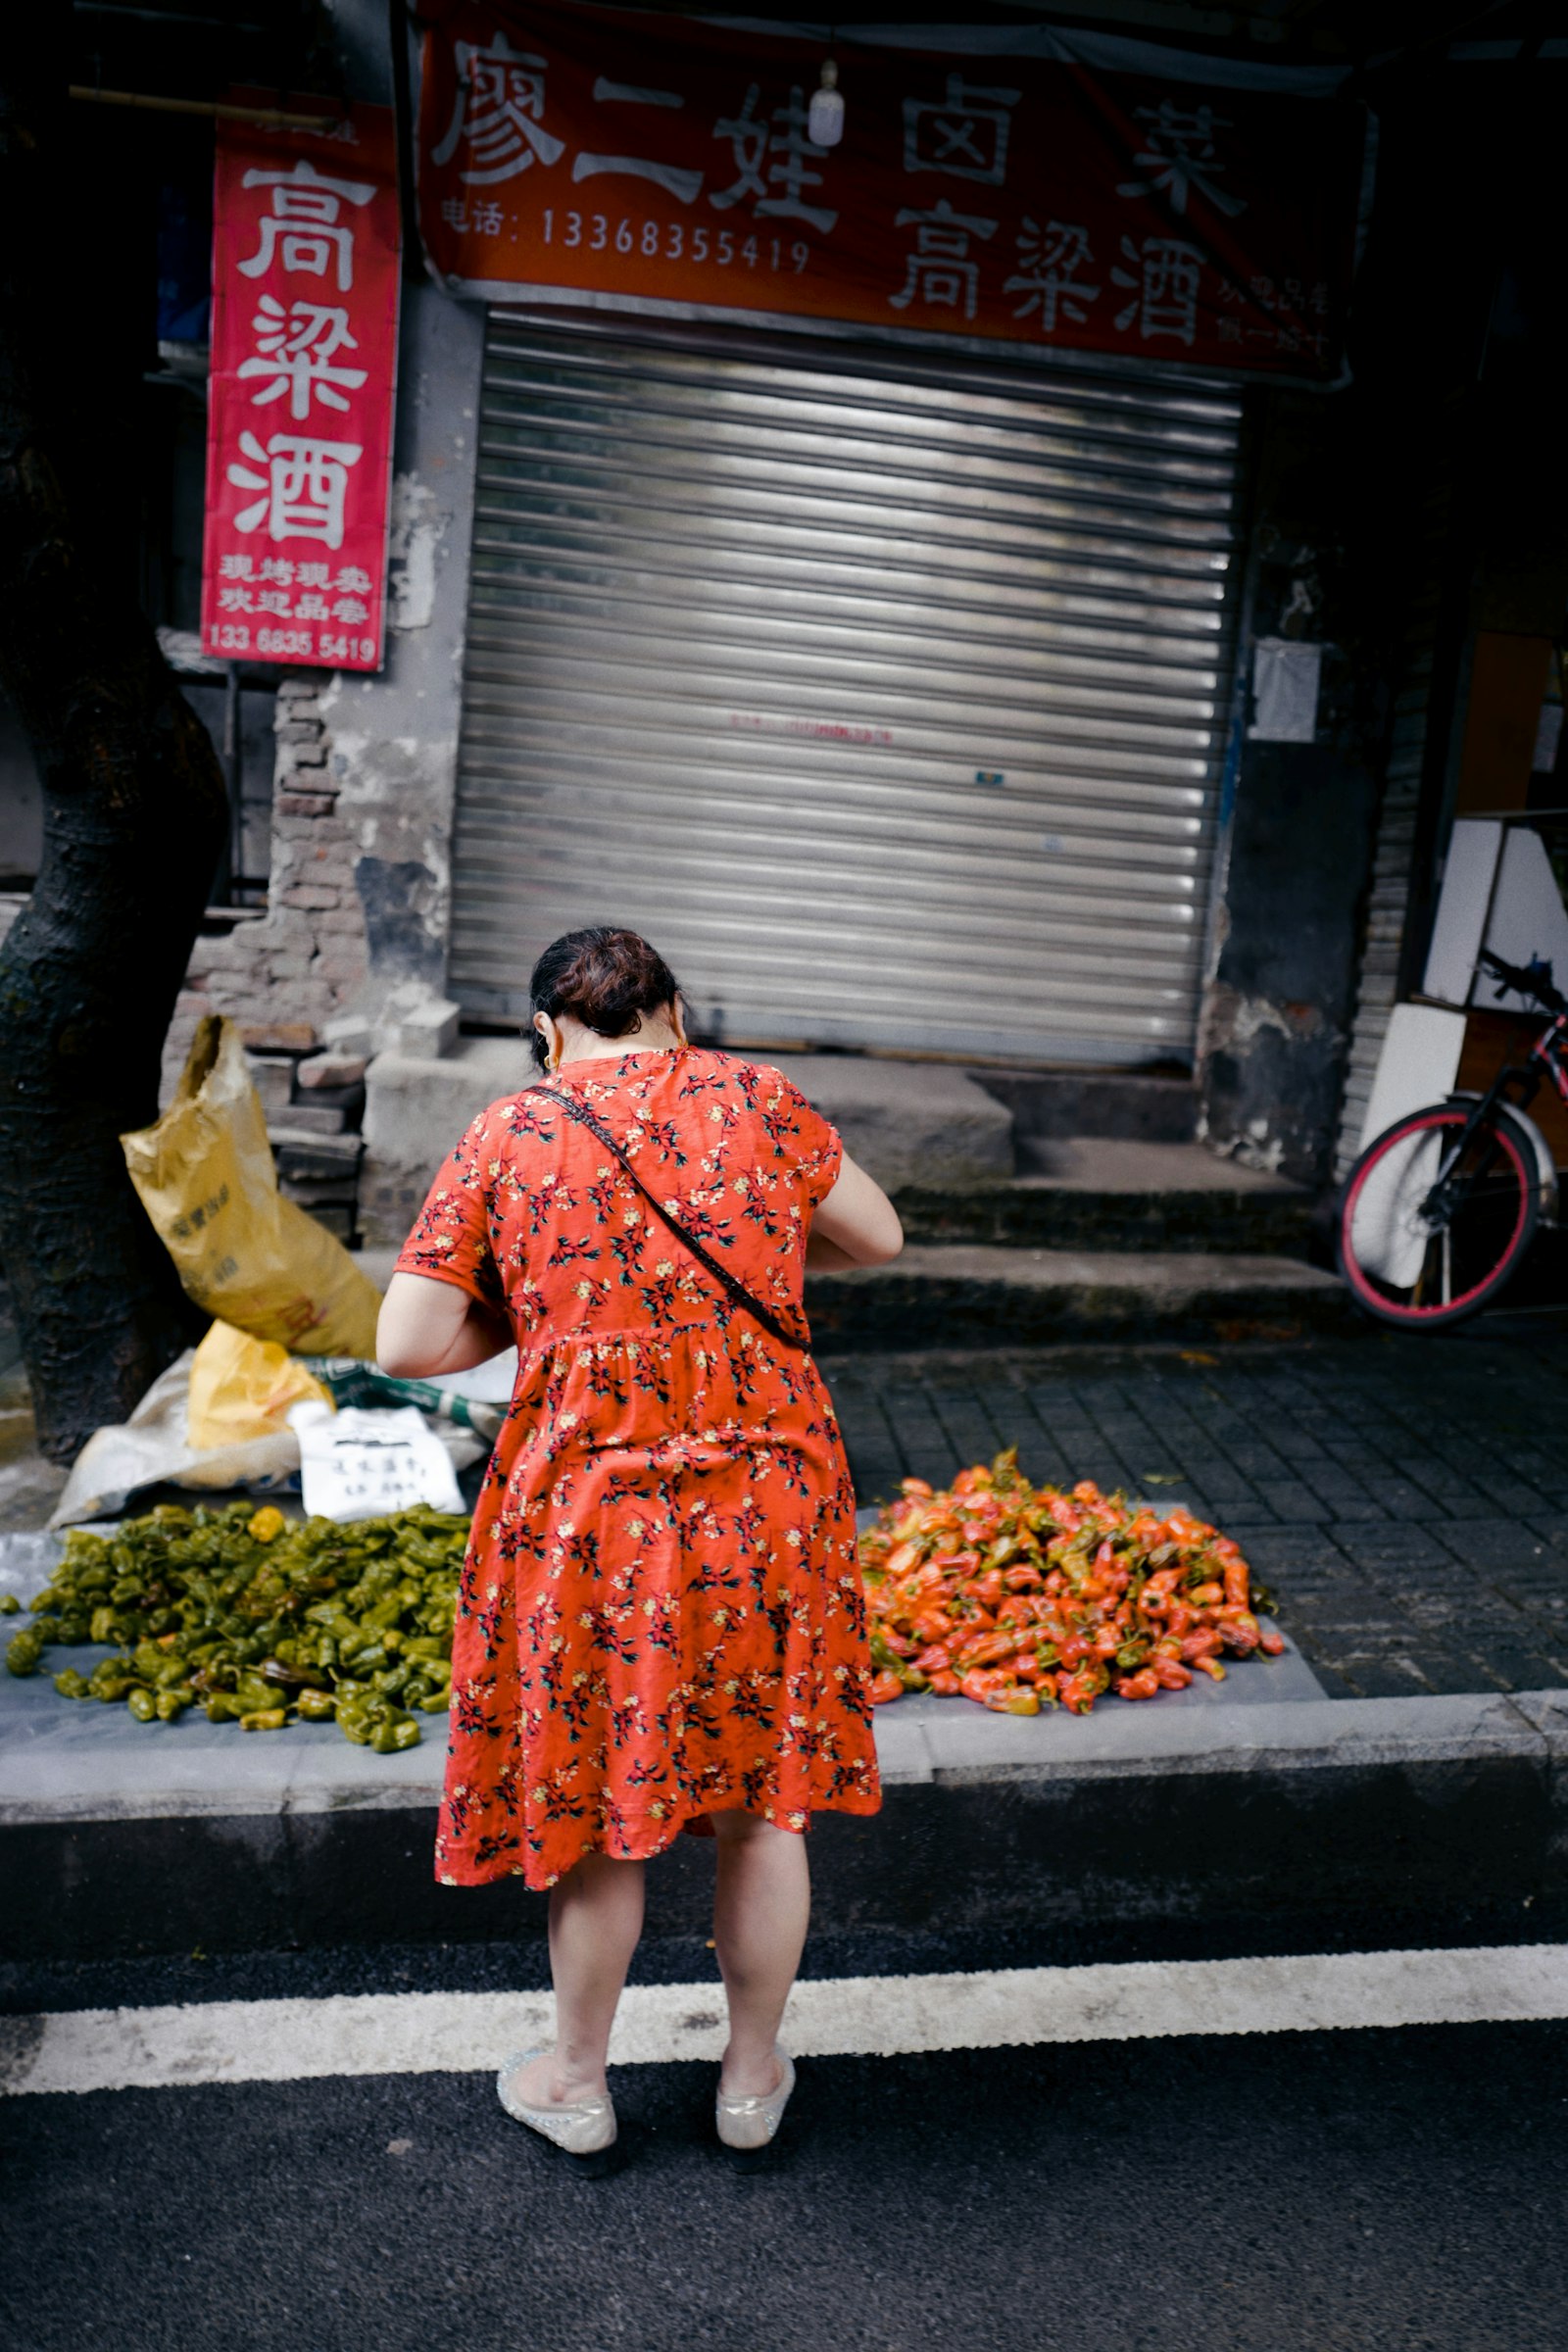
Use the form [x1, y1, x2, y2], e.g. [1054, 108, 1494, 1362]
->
[202, 103, 401, 673]
[418, 3, 1361, 376]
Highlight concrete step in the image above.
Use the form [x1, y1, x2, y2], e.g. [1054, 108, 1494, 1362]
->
[808, 1244, 1344, 1351]
[895, 1140, 1314, 1258]
[973, 1065, 1198, 1146]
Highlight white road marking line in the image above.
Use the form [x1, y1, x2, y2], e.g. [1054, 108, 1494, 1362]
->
[5, 1944, 1567, 2097]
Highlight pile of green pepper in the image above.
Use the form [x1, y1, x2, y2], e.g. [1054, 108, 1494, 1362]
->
[2, 1500, 469, 1752]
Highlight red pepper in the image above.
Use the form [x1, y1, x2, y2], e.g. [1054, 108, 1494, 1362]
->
[958, 1666, 1014, 1705]
[1056, 1668, 1101, 1715]
[863, 1454, 1268, 1723]
[869, 1670, 906, 1705]
[911, 1609, 955, 1643]
[981, 1686, 1041, 1717]
[955, 1629, 1018, 1670]
[1115, 1668, 1160, 1701]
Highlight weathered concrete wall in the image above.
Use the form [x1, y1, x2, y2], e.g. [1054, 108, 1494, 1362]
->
[1196, 390, 1389, 1189]
[167, 285, 483, 1090]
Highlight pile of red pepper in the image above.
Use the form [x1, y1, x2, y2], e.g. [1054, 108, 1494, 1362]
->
[861, 1450, 1283, 1716]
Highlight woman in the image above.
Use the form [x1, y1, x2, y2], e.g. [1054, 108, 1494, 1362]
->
[378, 927, 903, 2164]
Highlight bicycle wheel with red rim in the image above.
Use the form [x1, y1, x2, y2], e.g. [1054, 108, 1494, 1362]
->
[1337, 1102, 1539, 1328]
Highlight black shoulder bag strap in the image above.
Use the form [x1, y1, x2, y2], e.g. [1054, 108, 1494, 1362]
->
[525, 1081, 806, 1351]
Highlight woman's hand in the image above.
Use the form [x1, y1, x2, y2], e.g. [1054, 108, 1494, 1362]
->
[808, 1154, 904, 1269]
[376, 1272, 513, 1379]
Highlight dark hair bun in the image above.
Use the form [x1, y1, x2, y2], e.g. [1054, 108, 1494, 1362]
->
[528, 928, 682, 1067]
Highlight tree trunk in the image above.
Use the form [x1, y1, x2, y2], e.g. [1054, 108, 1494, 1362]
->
[0, 79, 230, 1462]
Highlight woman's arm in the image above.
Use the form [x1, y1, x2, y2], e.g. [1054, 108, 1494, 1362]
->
[806, 1152, 904, 1269]
[376, 1271, 513, 1379]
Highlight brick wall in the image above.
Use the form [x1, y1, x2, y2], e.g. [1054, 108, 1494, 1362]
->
[167, 674, 368, 1090]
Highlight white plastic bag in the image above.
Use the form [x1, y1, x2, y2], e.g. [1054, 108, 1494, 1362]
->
[290, 1400, 465, 1522]
[50, 1352, 300, 1528]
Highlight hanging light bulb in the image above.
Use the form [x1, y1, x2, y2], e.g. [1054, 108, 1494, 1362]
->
[808, 58, 844, 149]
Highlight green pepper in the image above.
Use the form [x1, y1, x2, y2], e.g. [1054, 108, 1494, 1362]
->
[369, 1716, 421, 1753]
[53, 1668, 90, 1699]
[240, 1707, 288, 1732]
[6, 1631, 43, 1676]
[26, 1503, 468, 1753]
[0, 1592, 19, 1615]
[126, 1686, 157, 1722]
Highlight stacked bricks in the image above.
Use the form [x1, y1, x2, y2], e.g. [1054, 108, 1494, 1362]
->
[168, 676, 369, 1095]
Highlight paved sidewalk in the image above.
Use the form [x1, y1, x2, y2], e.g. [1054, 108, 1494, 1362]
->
[828, 1319, 1568, 1703]
[7, 1292, 1568, 1704]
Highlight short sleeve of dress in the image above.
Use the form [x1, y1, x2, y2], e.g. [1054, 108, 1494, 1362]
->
[767, 1074, 844, 1210]
[393, 1111, 506, 1311]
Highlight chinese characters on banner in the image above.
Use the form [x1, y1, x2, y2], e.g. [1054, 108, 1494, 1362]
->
[202, 104, 401, 673]
[417, 4, 1363, 377]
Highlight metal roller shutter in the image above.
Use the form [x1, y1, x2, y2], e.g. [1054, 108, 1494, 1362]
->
[449, 313, 1244, 1064]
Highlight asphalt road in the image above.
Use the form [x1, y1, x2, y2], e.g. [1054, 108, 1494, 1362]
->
[4, 1978, 1566, 2352]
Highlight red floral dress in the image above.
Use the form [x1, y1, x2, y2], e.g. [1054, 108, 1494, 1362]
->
[394, 1044, 881, 1889]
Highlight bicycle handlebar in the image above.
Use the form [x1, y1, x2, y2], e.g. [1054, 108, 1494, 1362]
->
[1477, 946, 1568, 1016]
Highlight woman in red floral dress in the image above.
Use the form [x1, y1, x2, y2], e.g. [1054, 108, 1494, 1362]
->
[379, 928, 902, 2160]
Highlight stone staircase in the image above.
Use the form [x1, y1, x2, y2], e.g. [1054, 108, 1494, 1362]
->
[357, 1038, 1343, 1348]
[788, 1059, 1341, 1351]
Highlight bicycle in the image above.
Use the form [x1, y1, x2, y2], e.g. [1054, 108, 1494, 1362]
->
[1336, 947, 1565, 1328]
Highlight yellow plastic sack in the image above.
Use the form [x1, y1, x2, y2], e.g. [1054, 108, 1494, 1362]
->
[122, 1015, 381, 1358]
[186, 1318, 334, 1451]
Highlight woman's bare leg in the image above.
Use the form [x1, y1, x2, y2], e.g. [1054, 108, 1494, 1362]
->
[710, 1811, 810, 2097]
[506, 1850, 645, 2107]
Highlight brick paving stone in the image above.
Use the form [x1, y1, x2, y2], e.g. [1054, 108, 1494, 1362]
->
[1338, 1659, 1435, 1697]
[1330, 1524, 1467, 1566]
[1468, 1642, 1568, 1688]
[1250, 1479, 1331, 1521]
[1438, 1519, 1556, 1567]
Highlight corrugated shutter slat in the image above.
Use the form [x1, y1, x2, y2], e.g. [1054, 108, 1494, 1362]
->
[450, 316, 1243, 1063]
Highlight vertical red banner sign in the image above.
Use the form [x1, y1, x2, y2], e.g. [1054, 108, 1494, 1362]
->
[202, 104, 401, 674]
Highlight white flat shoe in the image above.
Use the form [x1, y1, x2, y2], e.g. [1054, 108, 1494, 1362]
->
[497, 2047, 617, 2162]
[715, 2050, 795, 2150]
